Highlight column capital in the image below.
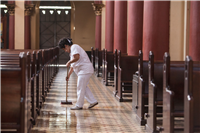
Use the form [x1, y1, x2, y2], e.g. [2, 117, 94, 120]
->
[92, 3, 104, 16]
[6, 4, 15, 16]
[25, 4, 35, 16]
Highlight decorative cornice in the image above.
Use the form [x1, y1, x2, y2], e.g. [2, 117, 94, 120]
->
[25, 4, 35, 16]
[6, 4, 15, 16]
[91, 3, 104, 16]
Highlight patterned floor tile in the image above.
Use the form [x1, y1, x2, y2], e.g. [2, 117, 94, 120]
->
[31, 67, 148, 133]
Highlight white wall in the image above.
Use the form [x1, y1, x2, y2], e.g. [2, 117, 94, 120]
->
[73, 1, 95, 51]
[15, 0, 25, 49]
[169, 1, 184, 61]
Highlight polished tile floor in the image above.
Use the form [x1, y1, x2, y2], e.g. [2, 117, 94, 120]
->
[31, 67, 147, 133]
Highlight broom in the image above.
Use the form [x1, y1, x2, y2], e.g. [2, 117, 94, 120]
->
[61, 67, 72, 104]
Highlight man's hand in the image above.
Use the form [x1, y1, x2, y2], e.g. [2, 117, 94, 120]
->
[66, 76, 70, 81]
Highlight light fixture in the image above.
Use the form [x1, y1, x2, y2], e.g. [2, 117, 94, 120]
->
[74, 27, 75, 30]
[4, 10, 7, 13]
[65, 11, 68, 15]
[57, 10, 61, 15]
[42, 10, 46, 14]
[0, 4, 7, 8]
[50, 10, 54, 14]
[39, 6, 71, 10]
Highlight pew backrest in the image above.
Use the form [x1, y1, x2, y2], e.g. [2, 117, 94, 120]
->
[184, 56, 200, 133]
[1, 52, 32, 133]
[162, 52, 185, 133]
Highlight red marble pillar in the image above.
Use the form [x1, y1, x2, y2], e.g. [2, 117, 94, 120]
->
[25, 15, 31, 49]
[95, 15, 101, 50]
[24, 1, 32, 49]
[113, 1, 127, 53]
[127, 1, 143, 56]
[189, 1, 200, 61]
[143, 1, 170, 60]
[105, 1, 114, 52]
[9, 16, 15, 49]
[8, 1, 15, 49]
[94, 1, 102, 50]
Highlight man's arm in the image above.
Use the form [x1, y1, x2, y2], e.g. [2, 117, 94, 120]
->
[66, 67, 74, 81]
[66, 54, 80, 67]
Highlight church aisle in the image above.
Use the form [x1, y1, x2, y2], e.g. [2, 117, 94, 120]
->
[31, 67, 147, 133]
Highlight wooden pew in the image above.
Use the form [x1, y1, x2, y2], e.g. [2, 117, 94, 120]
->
[36, 50, 43, 111]
[145, 52, 164, 132]
[133, 50, 149, 125]
[1, 52, 32, 133]
[102, 49, 105, 81]
[161, 53, 185, 133]
[184, 56, 200, 133]
[116, 50, 138, 102]
[91, 47, 95, 69]
[1, 47, 59, 124]
[40, 48, 58, 101]
[113, 49, 118, 95]
[104, 49, 114, 86]
[1, 47, 59, 132]
[132, 70, 139, 112]
[144, 52, 185, 132]
[1, 50, 38, 125]
[113, 50, 128, 96]
[95, 48, 102, 77]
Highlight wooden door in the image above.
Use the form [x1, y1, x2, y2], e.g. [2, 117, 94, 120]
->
[40, 9, 71, 64]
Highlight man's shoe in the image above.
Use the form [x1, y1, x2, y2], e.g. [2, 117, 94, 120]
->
[88, 102, 98, 109]
[70, 106, 83, 110]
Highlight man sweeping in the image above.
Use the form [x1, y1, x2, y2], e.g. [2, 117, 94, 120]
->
[58, 37, 98, 110]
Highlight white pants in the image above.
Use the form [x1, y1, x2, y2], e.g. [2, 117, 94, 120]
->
[76, 73, 97, 107]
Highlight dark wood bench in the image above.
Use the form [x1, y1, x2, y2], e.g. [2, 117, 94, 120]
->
[40, 48, 59, 100]
[184, 56, 200, 133]
[1, 52, 32, 133]
[1, 47, 59, 126]
[91, 47, 95, 69]
[95, 48, 102, 77]
[145, 52, 184, 132]
[1, 50, 39, 125]
[145, 51, 163, 133]
[116, 50, 138, 102]
[133, 50, 149, 125]
[113, 50, 127, 96]
[159, 52, 185, 132]
[132, 71, 139, 112]
[113, 49, 118, 96]
[102, 49, 105, 81]
[104, 49, 114, 86]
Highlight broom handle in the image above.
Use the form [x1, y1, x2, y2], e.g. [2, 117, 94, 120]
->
[66, 67, 69, 101]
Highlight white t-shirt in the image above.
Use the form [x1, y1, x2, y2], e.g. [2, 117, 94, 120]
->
[70, 44, 94, 76]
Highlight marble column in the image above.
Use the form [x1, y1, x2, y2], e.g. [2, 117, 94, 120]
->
[127, 1, 143, 56]
[189, 1, 200, 61]
[113, 1, 127, 53]
[7, 1, 15, 49]
[25, 4, 34, 49]
[143, 1, 170, 60]
[92, 1, 104, 50]
[105, 1, 114, 52]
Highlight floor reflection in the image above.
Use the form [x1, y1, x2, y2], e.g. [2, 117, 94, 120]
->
[31, 67, 147, 133]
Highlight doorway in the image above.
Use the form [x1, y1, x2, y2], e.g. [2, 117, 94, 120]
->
[39, 1, 71, 64]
